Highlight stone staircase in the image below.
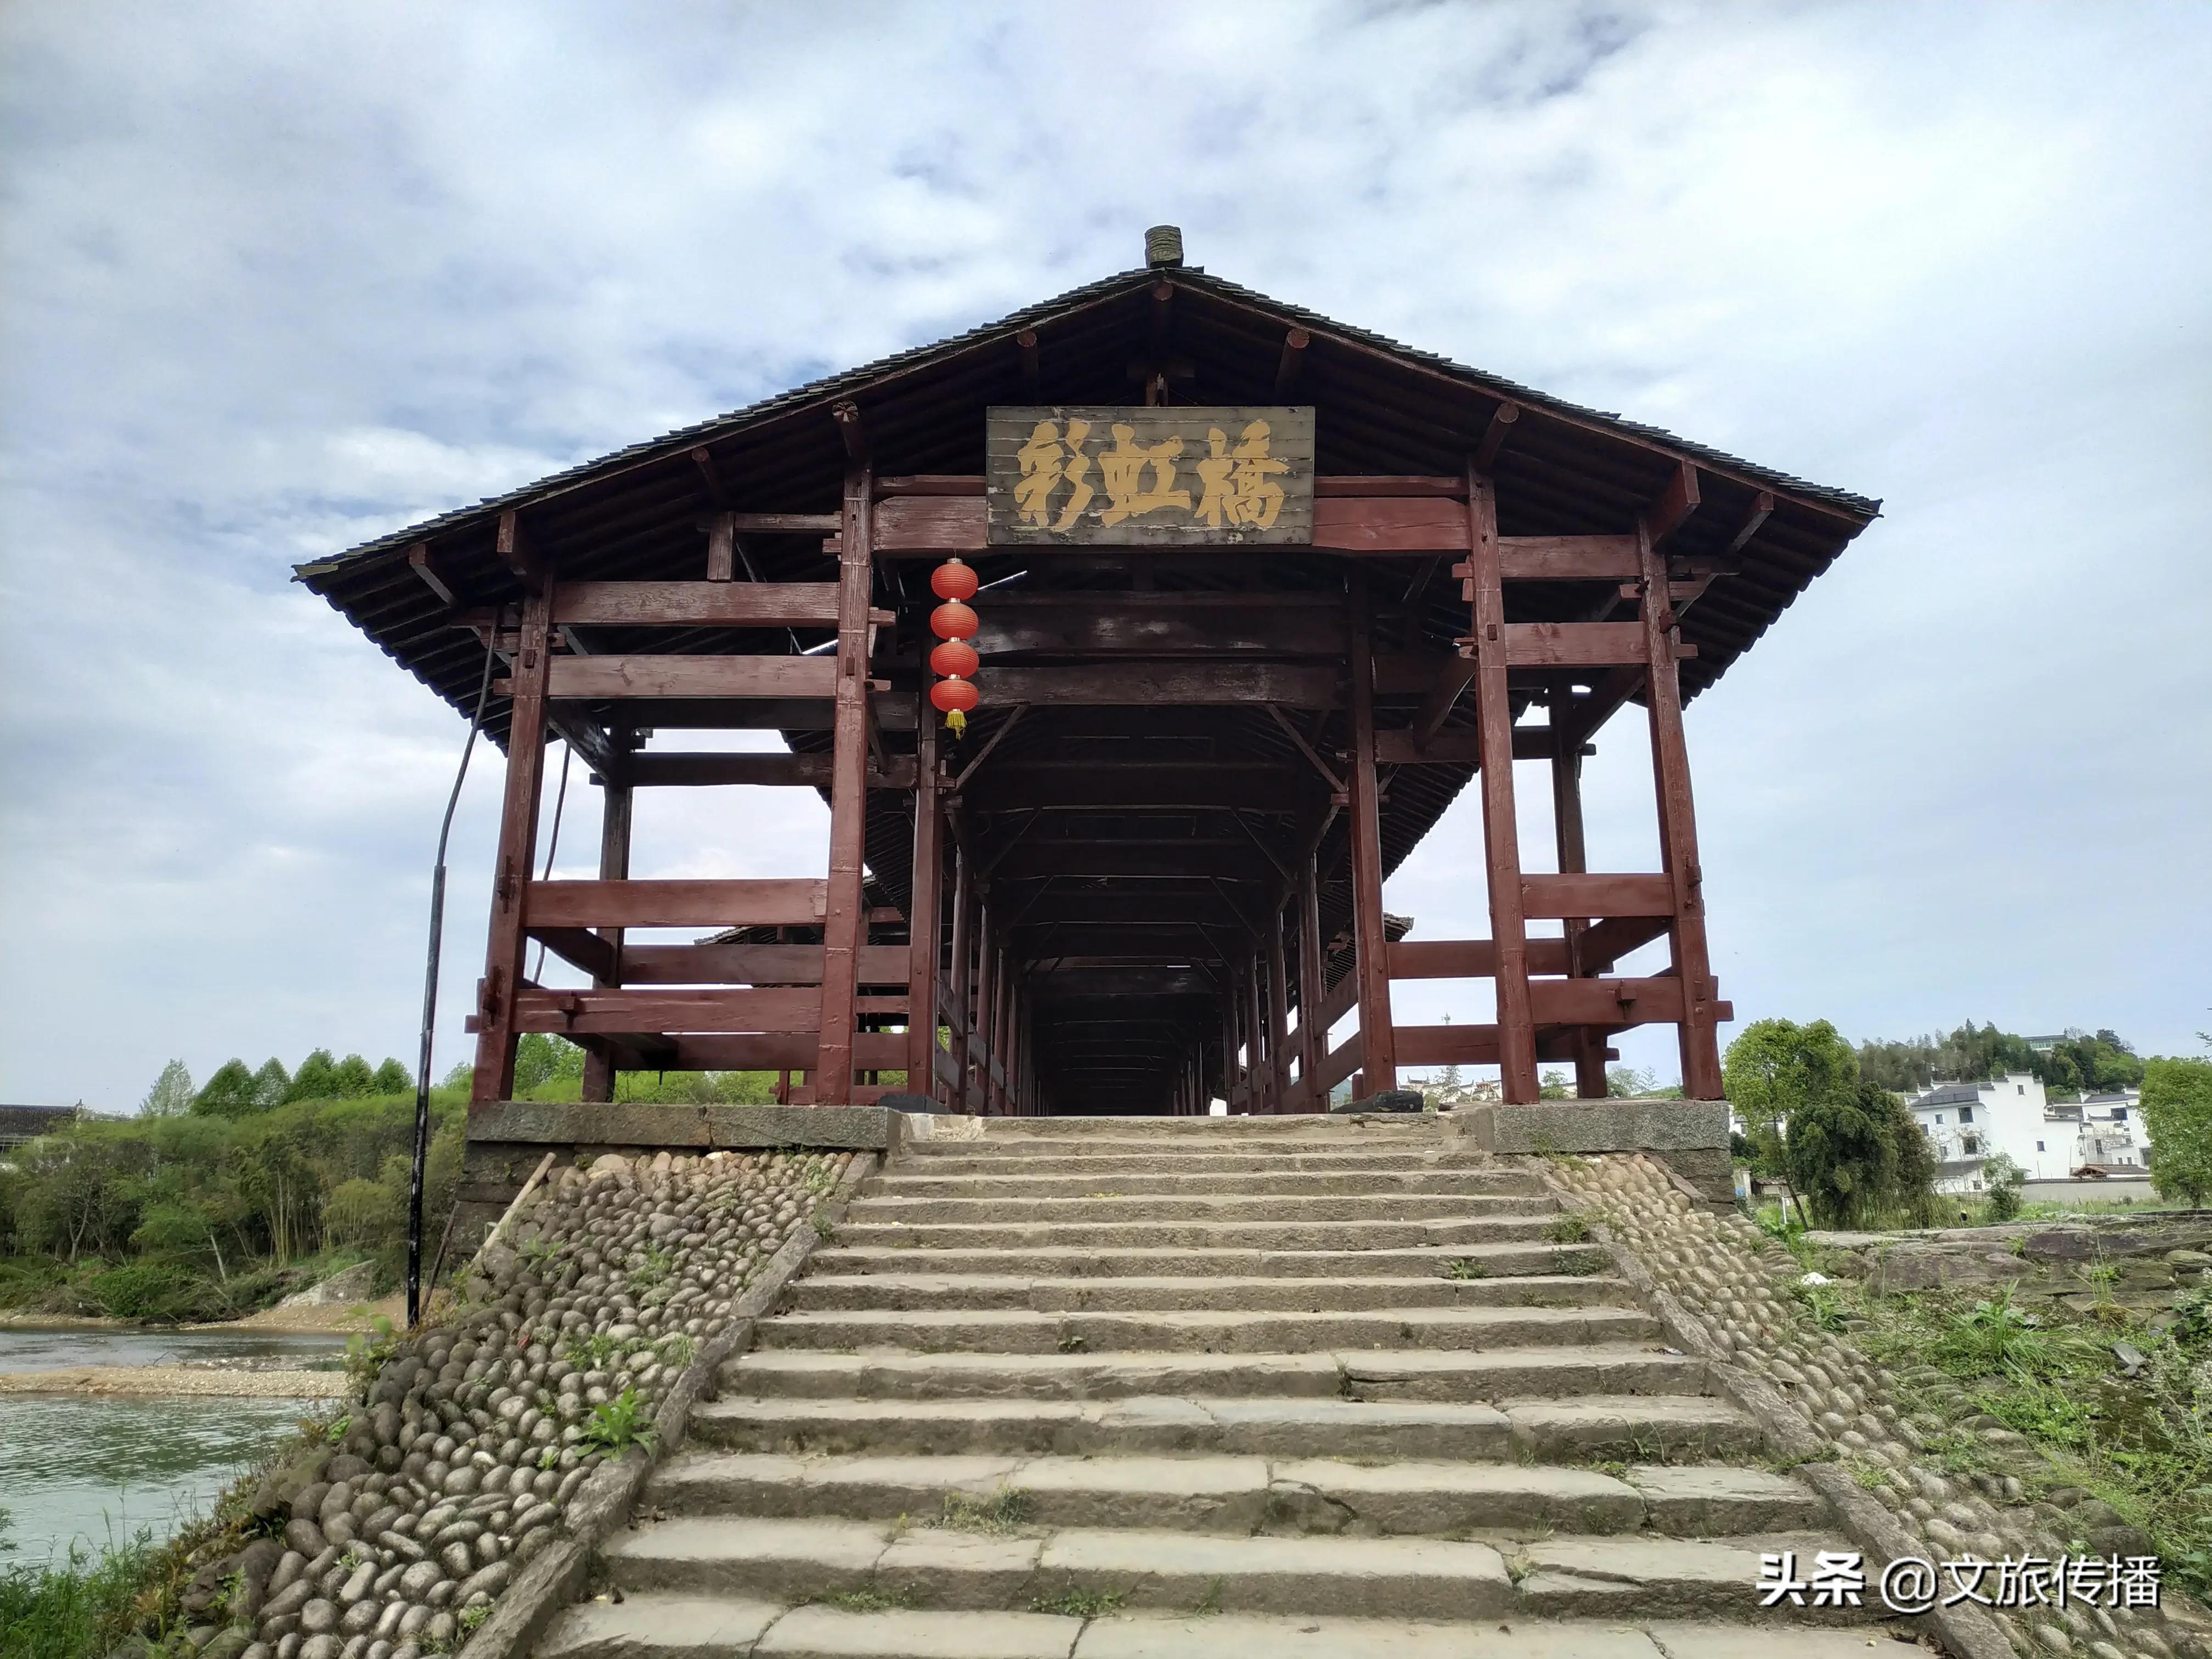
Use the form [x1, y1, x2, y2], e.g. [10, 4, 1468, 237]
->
[539, 1116, 1891, 1658]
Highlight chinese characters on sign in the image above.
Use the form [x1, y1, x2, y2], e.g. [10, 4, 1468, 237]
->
[985, 407, 1315, 546]
[1757, 1550, 2162, 1614]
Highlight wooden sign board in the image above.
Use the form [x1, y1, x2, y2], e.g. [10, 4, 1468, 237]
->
[985, 406, 1314, 546]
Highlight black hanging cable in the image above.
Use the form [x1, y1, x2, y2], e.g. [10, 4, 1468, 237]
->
[407, 620, 501, 1329]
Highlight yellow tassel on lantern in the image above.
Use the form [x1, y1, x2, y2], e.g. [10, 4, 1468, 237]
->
[945, 708, 967, 736]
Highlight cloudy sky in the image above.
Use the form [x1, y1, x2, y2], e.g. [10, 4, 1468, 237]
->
[3, 2, 2207, 1110]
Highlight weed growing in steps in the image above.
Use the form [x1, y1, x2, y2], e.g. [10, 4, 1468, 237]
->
[1441, 1257, 1488, 1280]
[815, 1584, 913, 1613]
[579, 1385, 659, 1456]
[1541, 1214, 1590, 1245]
[1031, 1585, 1128, 1618]
[935, 1488, 1031, 1534]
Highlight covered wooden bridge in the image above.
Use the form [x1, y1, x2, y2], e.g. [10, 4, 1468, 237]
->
[298, 231, 1876, 1117]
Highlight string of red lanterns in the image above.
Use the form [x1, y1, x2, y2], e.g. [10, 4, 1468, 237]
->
[927, 556, 980, 735]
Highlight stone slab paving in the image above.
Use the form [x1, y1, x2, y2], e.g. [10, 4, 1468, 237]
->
[534, 1118, 1884, 1659]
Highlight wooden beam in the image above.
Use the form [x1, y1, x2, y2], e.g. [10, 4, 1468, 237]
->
[1346, 585, 1395, 1092]
[1377, 726, 1571, 765]
[994, 842, 1265, 880]
[1724, 490, 1776, 557]
[908, 677, 944, 1096]
[624, 751, 914, 789]
[1526, 977, 1687, 1028]
[832, 401, 866, 462]
[972, 602, 1345, 657]
[1468, 465, 1539, 1103]
[1472, 402, 1519, 473]
[1643, 460, 1702, 545]
[1413, 656, 1479, 749]
[544, 581, 848, 628]
[1493, 535, 1641, 583]
[1386, 937, 1575, 979]
[1265, 706, 1344, 794]
[728, 512, 841, 535]
[1521, 872, 1676, 918]
[536, 655, 839, 701]
[963, 763, 1300, 812]
[1575, 913, 1672, 972]
[1498, 622, 1656, 669]
[869, 494, 1473, 557]
[614, 942, 904, 986]
[952, 706, 1027, 791]
[1638, 516, 1724, 1098]
[704, 512, 736, 582]
[971, 663, 1341, 709]
[531, 926, 618, 983]
[1549, 682, 1608, 1099]
[408, 542, 462, 607]
[815, 457, 874, 1100]
[470, 556, 554, 1101]
[1273, 328, 1310, 399]
[528, 878, 828, 929]
[493, 510, 541, 580]
[511, 985, 822, 1035]
[689, 447, 731, 510]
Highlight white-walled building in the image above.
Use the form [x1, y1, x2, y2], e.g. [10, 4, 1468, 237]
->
[1905, 1074, 2148, 1194]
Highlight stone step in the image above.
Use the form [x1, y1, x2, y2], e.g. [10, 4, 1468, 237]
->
[646, 1449, 1821, 1537]
[834, 1216, 1562, 1250]
[754, 1304, 1660, 1356]
[544, 1596, 1897, 1659]
[594, 1518, 1865, 1626]
[785, 1272, 1630, 1314]
[808, 1242, 1603, 1281]
[722, 1345, 1716, 1408]
[848, 1192, 1555, 1223]
[688, 1390, 1754, 1464]
[902, 1116, 1448, 1143]
[886, 1150, 1482, 1177]
[867, 1167, 1541, 1198]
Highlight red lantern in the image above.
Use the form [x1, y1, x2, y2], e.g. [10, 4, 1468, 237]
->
[930, 673, 978, 735]
[929, 556, 979, 602]
[929, 638, 979, 679]
[929, 599, 978, 640]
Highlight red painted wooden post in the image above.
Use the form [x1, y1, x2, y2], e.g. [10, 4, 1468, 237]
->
[1221, 968, 1241, 1114]
[945, 841, 972, 1112]
[968, 897, 996, 1115]
[1245, 951, 1270, 1115]
[906, 678, 943, 1099]
[815, 459, 876, 1102]
[471, 518, 554, 1103]
[1267, 900, 1291, 1115]
[1296, 847, 1326, 1113]
[1346, 583, 1396, 1097]
[1467, 466, 1540, 1103]
[1549, 692, 1609, 1101]
[580, 755, 631, 1103]
[1637, 518, 1725, 1099]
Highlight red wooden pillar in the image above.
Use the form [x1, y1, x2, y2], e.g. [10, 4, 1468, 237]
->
[992, 947, 1015, 1114]
[815, 459, 875, 1102]
[1466, 466, 1539, 1103]
[1256, 955, 1274, 1110]
[471, 518, 554, 1103]
[946, 842, 972, 1112]
[906, 684, 943, 1101]
[968, 898, 996, 1115]
[580, 755, 633, 1103]
[1346, 583, 1396, 1099]
[1267, 901, 1291, 1114]
[1549, 679, 1608, 1101]
[1638, 510, 1725, 1100]
[1220, 973, 1241, 1114]
[1296, 846, 1326, 1113]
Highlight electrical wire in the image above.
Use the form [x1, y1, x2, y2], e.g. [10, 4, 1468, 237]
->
[406, 620, 500, 1329]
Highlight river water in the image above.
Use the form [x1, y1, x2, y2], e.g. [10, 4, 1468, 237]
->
[0, 1325, 346, 1563]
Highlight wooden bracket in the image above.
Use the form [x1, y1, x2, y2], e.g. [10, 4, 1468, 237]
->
[1723, 490, 1775, 557]
[1642, 461, 1702, 546]
[1273, 328, 1310, 399]
[1473, 403, 1520, 473]
[689, 445, 732, 509]
[495, 511, 544, 582]
[1015, 329, 1039, 392]
[408, 542, 463, 608]
[833, 401, 867, 462]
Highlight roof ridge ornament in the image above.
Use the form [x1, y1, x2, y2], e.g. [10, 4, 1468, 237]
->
[1144, 225, 1184, 268]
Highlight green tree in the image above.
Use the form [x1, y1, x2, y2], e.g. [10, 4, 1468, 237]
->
[192, 1059, 260, 1119]
[514, 1034, 585, 1094]
[1724, 1018, 1857, 1175]
[1607, 1066, 1658, 1099]
[139, 1059, 194, 1118]
[1782, 1079, 1931, 1228]
[286, 1049, 341, 1102]
[369, 1058, 411, 1095]
[250, 1058, 291, 1109]
[2143, 1058, 2212, 1206]
[331, 1054, 376, 1097]
[1538, 1069, 1572, 1100]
